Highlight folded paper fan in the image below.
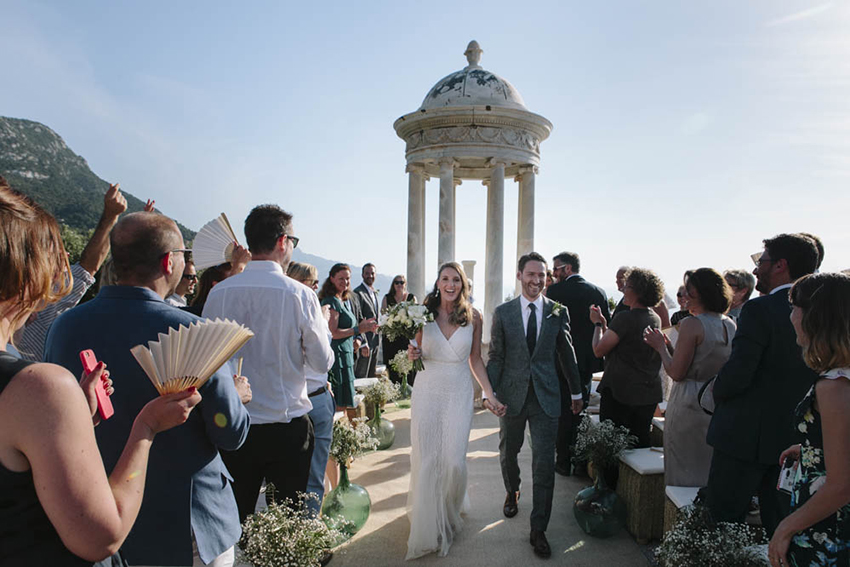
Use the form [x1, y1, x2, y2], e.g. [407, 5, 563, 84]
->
[131, 318, 254, 395]
[191, 213, 239, 269]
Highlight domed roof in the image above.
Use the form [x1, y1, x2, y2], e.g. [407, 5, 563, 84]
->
[419, 41, 528, 111]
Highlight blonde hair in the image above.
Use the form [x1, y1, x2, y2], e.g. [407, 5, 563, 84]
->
[287, 261, 318, 286]
[0, 182, 72, 332]
[424, 262, 473, 326]
[790, 272, 850, 373]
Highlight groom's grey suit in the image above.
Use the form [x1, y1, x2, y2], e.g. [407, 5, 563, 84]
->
[487, 295, 582, 532]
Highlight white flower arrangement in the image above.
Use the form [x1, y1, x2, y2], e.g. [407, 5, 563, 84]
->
[655, 505, 768, 567]
[379, 300, 434, 371]
[573, 416, 637, 472]
[547, 301, 566, 319]
[328, 416, 378, 466]
[389, 350, 414, 379]
[239, 492, 340, 567]
[362, 375, 401, 408]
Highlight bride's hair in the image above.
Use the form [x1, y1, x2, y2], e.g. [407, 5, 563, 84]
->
[424, 262, 473, 327]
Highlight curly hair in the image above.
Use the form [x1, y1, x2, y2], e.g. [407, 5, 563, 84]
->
[318, 263, 351, 301]
[685, 268, 732, 314]
[625, 267, 665, 308]
[423, 262, 473, 327]
[790, 272, 850, 373]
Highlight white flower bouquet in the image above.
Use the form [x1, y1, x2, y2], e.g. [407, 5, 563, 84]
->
[362, 375, 401, 409]
[240, 492, 340, 567]
[379, 301, 434, 372]
[329, 417, 378, 466]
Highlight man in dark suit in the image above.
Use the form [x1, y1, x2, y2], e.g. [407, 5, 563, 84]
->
[45, 212, 251, 566]
[352, 263, 380, 377]
[546, 252, 609, 475]
[706, 233, 820, 536]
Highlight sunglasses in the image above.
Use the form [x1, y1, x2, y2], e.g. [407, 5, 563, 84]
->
[161, 248, 192, 258]
[393, 281, 405, 285]
[278, 234, 300, 248]
[182, 274, 198, 282]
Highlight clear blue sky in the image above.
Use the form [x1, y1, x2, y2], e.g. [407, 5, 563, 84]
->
[3, 0, 847, 301]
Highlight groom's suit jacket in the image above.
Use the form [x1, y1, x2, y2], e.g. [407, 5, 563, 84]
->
[487, 296, 582, 418]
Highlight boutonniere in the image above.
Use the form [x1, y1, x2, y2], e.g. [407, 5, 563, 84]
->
[547, 301, 565, 319]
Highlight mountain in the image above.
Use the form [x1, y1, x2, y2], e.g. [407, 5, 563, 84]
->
[0, 116, 195, 241]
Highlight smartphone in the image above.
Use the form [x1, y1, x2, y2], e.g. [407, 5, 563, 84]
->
[79, 349, 114, 421]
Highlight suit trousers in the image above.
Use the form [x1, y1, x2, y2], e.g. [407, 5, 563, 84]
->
[499, 382, 559, 532]
[221, 415, 315, 524]
[705, 448, 787, 537]
[556, 375, 589, 468]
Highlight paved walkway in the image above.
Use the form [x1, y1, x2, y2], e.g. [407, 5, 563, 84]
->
[325, 405, 650, 567]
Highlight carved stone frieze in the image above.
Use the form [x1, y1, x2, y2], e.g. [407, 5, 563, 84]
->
[405, 126, 540, 154]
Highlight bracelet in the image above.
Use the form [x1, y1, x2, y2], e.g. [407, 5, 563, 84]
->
[594, 322, 603, 328]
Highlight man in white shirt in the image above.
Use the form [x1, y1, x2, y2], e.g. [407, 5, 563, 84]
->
[203, 204, 335, 523]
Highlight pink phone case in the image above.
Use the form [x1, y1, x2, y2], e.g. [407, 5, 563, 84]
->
[79, 349, 114, 420]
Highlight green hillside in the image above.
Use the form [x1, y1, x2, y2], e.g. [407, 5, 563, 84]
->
[0, 116, 195, 242]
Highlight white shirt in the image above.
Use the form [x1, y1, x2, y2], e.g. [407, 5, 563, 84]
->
[770, 283, 794, 295]
[519, 294, 544, 340]
[203, 261, 335, 424]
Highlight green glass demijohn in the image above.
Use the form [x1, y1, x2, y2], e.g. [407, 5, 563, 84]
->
[321, 464, 371, 540]
[368, 406, 395, 450]
[573, 471, 626, 538]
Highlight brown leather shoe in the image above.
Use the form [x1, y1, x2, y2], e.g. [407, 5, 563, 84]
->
[503, 490, 519, 518]
[530, 529, 552, 559]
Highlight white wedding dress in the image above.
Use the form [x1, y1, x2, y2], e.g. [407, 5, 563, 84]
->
[406, 321, 474, 560]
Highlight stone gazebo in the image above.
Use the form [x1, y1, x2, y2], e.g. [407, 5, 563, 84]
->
[393, 40, 552, 334]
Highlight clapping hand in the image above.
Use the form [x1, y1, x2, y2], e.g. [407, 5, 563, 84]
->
[642, 327, 667, 352]
[589, 305, 606, 326]
[358, 318, 378, 334]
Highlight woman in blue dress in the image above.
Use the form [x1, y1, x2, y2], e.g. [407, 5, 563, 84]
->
[318, 263, 376, 418]
[768, 272, 850, 567]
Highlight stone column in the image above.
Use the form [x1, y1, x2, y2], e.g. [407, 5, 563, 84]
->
[437, 159, 456, 266]
[515, 166, 537, 296]
[484, 160, 506, 340]
[406, 164, 427, 301]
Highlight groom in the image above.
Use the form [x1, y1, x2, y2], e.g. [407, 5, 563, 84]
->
[487, 252, 583, 559]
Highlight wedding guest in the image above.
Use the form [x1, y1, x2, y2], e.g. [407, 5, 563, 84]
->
[287, 261, 336, 514]
[46, 212, 250, 566]
[381, 275, 418, 385]
[0, 188, 202, 565]
[798, 232, 824, 271]
[590, 267, 664, 448]
[670, 285, 692, 327]
[644, 268, 736, 486]
[545, 269, 554, 289]
[352, 263, 381, 378]
[166, 256, 196, 307]
[13, 178, 127, 361]
[611, 265, 671, 329]
[203, 205, 335, 524]
[768, 272, 850, 567]
[319, 263, 377, 418]
[706, 233, 819, 536]
[723, 269, 756, 321]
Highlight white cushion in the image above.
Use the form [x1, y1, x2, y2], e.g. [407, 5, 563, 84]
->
[354, 377, 379, 389]
[619, 448, 665, 475]
[665, 486, 700, 508]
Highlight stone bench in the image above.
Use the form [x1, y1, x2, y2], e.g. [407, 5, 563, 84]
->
[663, 485, 700, 533]
[616, 448, 666, 543]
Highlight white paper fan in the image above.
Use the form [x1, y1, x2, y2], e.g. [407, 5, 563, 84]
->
[191, 213, 239, 270]
[131, 318, 254, 395]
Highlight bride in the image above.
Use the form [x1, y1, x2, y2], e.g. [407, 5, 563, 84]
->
[405, 262, 506, 560]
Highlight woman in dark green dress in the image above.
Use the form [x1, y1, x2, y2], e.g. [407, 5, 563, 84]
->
[319, 263, 376, 416]
[768, 273, 850, 567]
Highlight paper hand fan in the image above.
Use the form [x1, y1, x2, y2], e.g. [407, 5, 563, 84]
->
[131, 318, 254, 395]
[191, 213, 239, 269]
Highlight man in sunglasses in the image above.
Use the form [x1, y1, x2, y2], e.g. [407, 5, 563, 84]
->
[166, 256, 197, 307]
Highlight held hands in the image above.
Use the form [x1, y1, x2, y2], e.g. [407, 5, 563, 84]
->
[233, 375, 252, 405]
[483, 395, 507, 417]
[358, 318, 378, 334]
[80, 361, 114, 426]
[408, 343, 421, 361]
[137, 388, 202, 435]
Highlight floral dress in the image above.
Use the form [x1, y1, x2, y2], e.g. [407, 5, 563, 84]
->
[789, 368, 850, 566]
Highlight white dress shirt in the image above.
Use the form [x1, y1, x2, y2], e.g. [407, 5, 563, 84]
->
[203, 261, 335, 424]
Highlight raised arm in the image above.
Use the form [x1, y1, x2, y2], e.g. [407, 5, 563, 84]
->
[79, 183, 127, 276]
[6, 363, 198, 562]
[590, 305, 620, 357]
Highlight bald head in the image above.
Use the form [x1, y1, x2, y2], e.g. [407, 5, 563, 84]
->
[111, 212, 183, 283]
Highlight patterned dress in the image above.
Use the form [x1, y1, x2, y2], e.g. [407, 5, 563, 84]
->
[789, 368, 850, 566]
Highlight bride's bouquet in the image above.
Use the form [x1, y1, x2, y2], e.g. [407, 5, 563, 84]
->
[379, 301, 433, 372]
